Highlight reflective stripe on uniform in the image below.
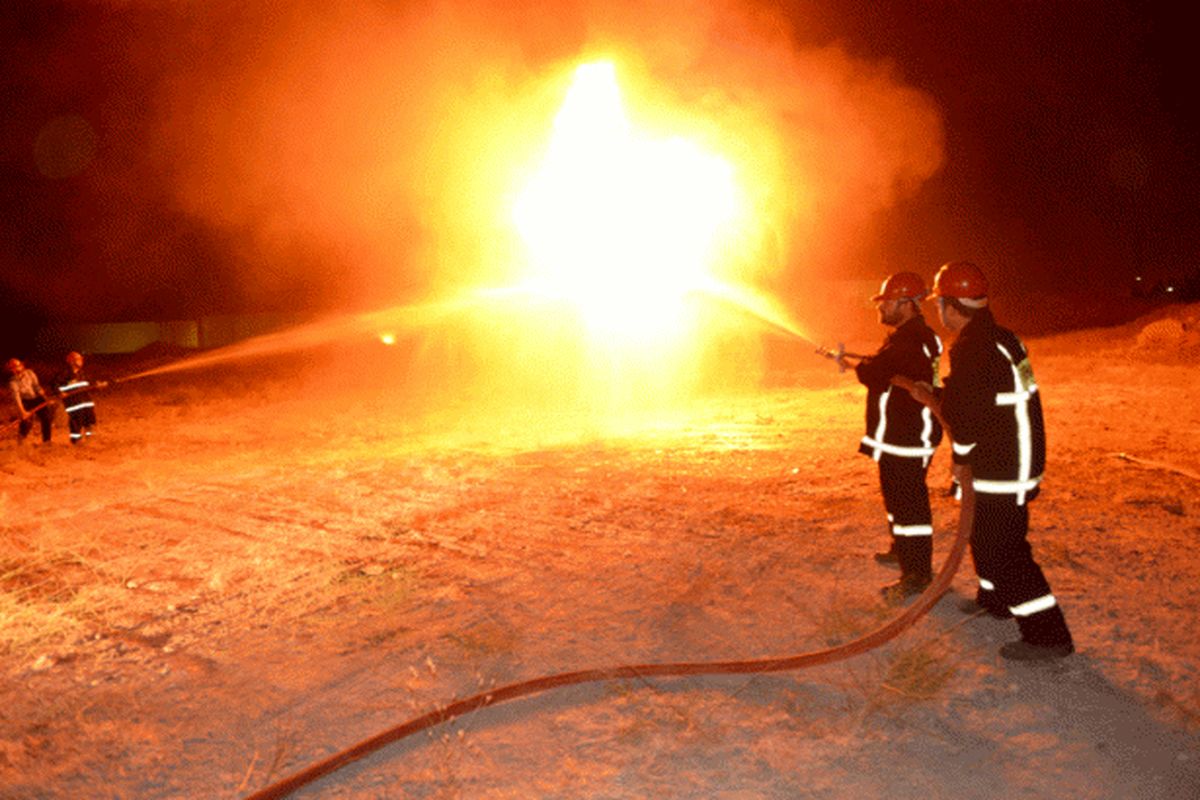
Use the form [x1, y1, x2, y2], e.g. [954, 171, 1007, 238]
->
[996, 342, 1036, 504]
[892, 523, 933, 537]
[65, 401, 95, 414]
[860, 435, 936, 459]
[995, 387, 1037, 405]
[58, 381, 90, 392]
[973, 475, 1042, 495]
[953, 441, 975, 456]
[978, 578, 996, 591]
[870, 388, 891, 462]
[1010, 593, 1057, 617]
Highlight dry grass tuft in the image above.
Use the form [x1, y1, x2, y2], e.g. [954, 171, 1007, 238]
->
[814, 600, 892, 647]
[877, 640, 957, 701]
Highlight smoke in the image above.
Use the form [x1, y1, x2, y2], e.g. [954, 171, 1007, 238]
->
[135, 0, 943, 314]
[3, 0, 944, 391]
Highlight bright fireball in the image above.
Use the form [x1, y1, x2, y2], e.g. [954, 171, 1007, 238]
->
[513, 61, 742, 341]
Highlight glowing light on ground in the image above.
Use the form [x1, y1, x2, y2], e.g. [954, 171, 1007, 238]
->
[513, 62, 742, 342]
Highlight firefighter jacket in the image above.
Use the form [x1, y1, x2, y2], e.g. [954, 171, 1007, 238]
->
[55, 368, 96, 417]
[854, 315, 943, 463]
[941, 307, 1045, 505]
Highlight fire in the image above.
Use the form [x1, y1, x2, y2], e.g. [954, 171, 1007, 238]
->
[513, 62, 742, 342]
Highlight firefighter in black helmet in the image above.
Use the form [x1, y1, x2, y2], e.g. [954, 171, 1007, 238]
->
[852, 272, 944, 603]
[932, 260, 1074, 660]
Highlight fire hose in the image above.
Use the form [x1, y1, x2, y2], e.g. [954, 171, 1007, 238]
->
[0, 398, 53, 434]
[244, 379, 970, 800]
[1, 381, 114, 435]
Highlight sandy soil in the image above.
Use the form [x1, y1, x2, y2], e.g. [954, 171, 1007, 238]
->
[2, 305, 1199, 799]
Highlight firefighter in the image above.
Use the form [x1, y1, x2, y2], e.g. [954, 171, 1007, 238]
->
[55, 351, 106, 445]
[849, 272, 944, 603]
[931, 261, 1074, 660]
[6, 358, 54, 444]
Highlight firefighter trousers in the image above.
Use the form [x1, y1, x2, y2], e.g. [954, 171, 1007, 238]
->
[971, 493, 1073, 648]
[18, 402, 53, 443]
[877, 454, 933, 580]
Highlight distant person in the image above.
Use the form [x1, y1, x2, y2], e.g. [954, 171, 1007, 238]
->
[929, 261, 1074, 661]
[6, 358, 53, 444]
[842, 272, 944, 604]
[55, 351, 106, 445]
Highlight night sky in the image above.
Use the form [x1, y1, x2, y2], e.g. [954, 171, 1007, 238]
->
[2, 0, 1197, 352]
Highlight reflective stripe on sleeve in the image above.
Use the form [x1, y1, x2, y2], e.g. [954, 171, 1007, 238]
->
[952, 441, 975, 456]
[65, 401, 96, 414]
[892, 524, 933, 537]
[58, 381, 90, 392]
[1010, 593, 1057, 617]
[978, 578, 996, 591]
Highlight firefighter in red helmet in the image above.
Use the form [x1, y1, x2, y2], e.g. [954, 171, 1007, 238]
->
[931, 260, 1075, 660]
[852, 272, 944, 603]
[55, 351, 106, 445]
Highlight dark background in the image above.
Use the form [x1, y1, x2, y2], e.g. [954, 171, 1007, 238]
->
[824, 0, 1199, 324]
[2, 0, 1197, 353]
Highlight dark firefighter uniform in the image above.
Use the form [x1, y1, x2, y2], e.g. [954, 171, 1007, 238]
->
[941, 306, 1073, 650]
[855, 316, 944, 583]
[56, 366, 98, 444]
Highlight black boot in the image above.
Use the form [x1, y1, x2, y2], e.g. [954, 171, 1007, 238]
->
[874, 540, 899, 566]
[880, 574, 932, 605]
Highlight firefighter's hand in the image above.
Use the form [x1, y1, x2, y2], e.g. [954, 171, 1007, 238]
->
[97, 381, 110, 389]
[907, 380, 936, 406]
[891, 375, 934, 406]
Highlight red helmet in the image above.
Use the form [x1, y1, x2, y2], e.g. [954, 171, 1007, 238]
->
[931, 261, 988, 300]
[872, 271, 927, 302]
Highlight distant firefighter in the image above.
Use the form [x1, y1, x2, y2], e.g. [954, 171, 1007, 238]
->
[931, 260, 1074, 661]
[55, 351, 106, 445]
[6, 357, 53, 444]
[851, 272, 944, 604]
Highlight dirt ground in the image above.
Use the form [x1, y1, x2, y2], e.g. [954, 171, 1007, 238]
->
[2, 304, 1200, 799]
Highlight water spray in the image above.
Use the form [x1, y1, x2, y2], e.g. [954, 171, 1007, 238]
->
[686, 280, 867, 372]
[687, 280, 818, 345]
[7, 279, 835, 422]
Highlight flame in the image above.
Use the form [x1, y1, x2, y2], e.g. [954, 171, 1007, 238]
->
[513, 62, 742, 343]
